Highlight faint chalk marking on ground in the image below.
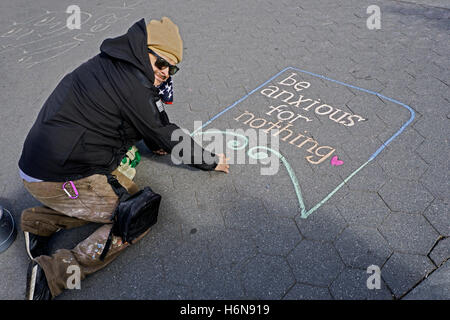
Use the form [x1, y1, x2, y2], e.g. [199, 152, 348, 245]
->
[0, 1, 143, 68]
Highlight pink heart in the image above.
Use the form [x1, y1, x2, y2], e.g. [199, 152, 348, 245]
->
[331, 155, 344, 166]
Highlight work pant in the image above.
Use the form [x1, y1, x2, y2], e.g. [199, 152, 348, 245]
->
[20, 169, 149, 297]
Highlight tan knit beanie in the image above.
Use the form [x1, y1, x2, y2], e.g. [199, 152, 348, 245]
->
[146, 17, 183, 64]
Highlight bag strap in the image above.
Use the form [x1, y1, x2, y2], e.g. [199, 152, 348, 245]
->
[99, 220, 115, 261]
[106, 174, 130, 202]
[99, 174, 130, 261]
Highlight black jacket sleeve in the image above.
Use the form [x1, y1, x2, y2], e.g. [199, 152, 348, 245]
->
[120, 73, 218, 171]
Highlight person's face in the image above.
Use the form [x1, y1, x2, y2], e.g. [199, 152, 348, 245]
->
[148, 52, 177, 87]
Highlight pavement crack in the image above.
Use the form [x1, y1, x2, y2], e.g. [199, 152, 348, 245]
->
[427, 235, 448, 265]
[398, 236, 449, 299]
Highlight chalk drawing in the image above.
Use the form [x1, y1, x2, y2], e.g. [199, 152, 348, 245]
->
[330, 155, 344, 166]
[191, 67, 415, 219]
[105, 0, 143, 10]
[0, 1, 141, 68]
[191, 130, 306, 216]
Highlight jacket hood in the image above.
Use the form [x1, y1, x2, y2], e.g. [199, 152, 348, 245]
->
[100, 19, 155, 83]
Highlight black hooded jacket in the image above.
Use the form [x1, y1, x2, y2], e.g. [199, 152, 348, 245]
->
[18, 19, 218, 182]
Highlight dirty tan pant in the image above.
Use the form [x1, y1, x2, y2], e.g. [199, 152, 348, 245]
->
[21, 169, 150, 297]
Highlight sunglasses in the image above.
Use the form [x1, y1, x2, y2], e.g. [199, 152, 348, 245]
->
[147, 49, 179, 76]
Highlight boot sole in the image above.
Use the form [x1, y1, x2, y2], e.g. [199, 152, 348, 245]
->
[24, 231, 34, 260]
[25, 262, 38, 300]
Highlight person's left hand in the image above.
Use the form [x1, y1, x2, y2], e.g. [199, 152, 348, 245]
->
[153, 149, 168, 155]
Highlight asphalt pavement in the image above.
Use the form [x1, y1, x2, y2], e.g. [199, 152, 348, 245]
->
[0, 0, 448, 300]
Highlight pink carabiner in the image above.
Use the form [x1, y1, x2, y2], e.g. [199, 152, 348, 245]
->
[62, 181, 79, 199]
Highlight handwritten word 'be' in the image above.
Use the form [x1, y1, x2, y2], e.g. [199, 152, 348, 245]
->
[66, 5, 81, 30]
[366, 5, 381, 30]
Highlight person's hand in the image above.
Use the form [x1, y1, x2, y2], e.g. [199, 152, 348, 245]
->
[153, 149, 168, 155]
[214, 153, 230, 173]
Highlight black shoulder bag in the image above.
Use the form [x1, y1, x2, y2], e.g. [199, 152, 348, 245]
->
[99, 174, 161, 260]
